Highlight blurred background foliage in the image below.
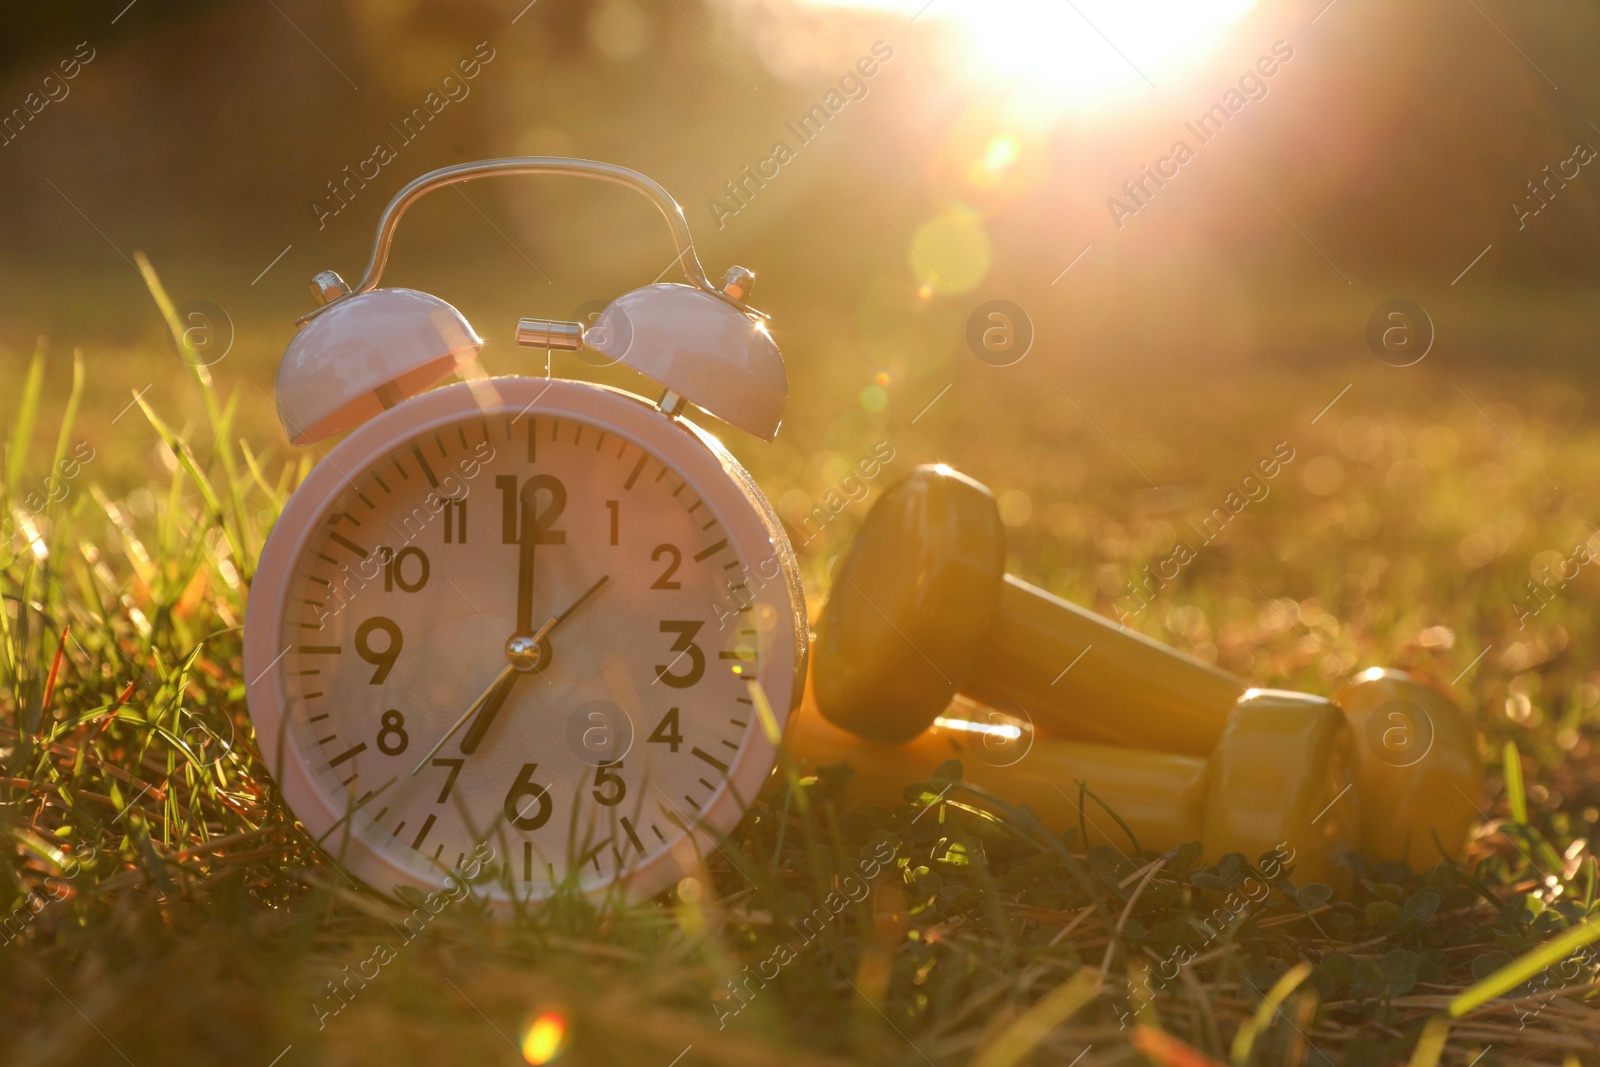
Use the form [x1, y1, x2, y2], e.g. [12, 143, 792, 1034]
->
[1, 0, 1599, 600]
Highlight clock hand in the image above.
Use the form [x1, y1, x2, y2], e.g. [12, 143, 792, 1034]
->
[435, 479, 586, 767]
[551, 572, 610, 627]
[454, 665, 521, 757]
[410, 662, 514, 775]
[515, 479, 546, 636]
[453, 574, 612, 758]
[409, 614, 558, 775]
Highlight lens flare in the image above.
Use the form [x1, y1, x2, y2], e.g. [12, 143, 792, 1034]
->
[979, 134, 1019, 175]
[909, 206, 990, 295]
[520, 1010, 569, 1065]
[933, 716, 1023, 741]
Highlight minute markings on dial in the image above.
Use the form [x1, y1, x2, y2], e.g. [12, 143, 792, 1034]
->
[327, 531, 368, 558]
[690, 746, 729, 774]
[280, 412, 758, 888]
[624, 454, 648, 490]
[410, 444, 440, 488]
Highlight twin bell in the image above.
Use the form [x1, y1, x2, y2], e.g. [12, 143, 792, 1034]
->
[273, 157, 788, 449]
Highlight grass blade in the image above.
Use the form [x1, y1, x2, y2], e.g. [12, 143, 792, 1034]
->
[1449, 919, 1600, 1017]
[971, 968, 1100, 1067]
[1133, 1026, 1229, 1067]
[1230, 961, 1311, 1066]
[1406, 1016, 1450, 1067]
[133, 389, 244, 567]
[1504, 740, 1527, 825]
[5, 339, 45, 494]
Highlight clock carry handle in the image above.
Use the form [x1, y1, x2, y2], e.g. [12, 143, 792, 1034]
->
[297, 157, 733, 325]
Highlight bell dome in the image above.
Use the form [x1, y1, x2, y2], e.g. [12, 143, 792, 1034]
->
[585, 283, 786, 441]
[276, 288, 482, 445]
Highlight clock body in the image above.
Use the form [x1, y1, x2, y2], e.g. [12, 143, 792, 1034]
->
[243, 377, 807, 903]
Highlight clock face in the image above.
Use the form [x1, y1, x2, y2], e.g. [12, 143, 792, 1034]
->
[244, 379, 804, 902]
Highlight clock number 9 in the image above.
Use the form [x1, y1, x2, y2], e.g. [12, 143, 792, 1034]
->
[503, 762, 553, 830]
[355, 616, 402, 684]
[655, 620, 705, 688]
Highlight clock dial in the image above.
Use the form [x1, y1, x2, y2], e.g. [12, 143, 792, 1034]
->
[272, 409, 778, 896]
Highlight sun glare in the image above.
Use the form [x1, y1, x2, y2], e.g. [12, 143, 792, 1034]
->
[795, 0, 1257, 114]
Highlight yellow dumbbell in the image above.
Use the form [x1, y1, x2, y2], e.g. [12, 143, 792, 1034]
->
[788, 680, 1359, 884]
[812, 465, 1483, 868]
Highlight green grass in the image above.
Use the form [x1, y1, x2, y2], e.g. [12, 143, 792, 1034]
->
[5, 272, 1600, 1067]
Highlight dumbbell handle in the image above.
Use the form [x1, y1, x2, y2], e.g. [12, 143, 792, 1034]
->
[789, 695, 1209, 848]
[967, 576, 1246, 757]
[785, 687, 1350, 884]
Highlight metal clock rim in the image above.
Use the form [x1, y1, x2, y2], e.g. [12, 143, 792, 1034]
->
[242, 377, 806, 907]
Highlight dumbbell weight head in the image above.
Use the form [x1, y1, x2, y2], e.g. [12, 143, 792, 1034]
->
[814, 464, 1246, 751]
[813, 464, 1484, 865]
[1334, 668, 1483, 870]
[1202, 688, 1360, 882]
[812, 465, 1006, 744]
[787, 677, 1361, 884]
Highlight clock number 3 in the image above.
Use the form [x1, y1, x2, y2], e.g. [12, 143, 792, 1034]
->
[503, 762, 553, 830]
[355, 617, 402, 684]
[655, 620, 705, 688]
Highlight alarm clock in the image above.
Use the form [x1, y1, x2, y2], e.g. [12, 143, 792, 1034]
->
[243, 158, 807, 904]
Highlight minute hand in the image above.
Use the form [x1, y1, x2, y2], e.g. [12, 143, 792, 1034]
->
[456, 574, 611, 756]
[412, 663, 514, 774]
[549, 573, 610, 629]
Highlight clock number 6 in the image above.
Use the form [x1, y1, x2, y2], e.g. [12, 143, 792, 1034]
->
[355, 616, 402, 684]
[503, 762, 553, 830]
[655, 620, 705, 688]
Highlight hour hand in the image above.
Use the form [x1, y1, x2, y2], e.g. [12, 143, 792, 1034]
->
[458, 668, 519, 755]
[410, 662, 514, 775]
[457, 577, 609, 753]
[416, 577, 609, 767]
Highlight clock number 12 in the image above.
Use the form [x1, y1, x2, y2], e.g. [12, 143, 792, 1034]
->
[497, 475, 568, 545]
